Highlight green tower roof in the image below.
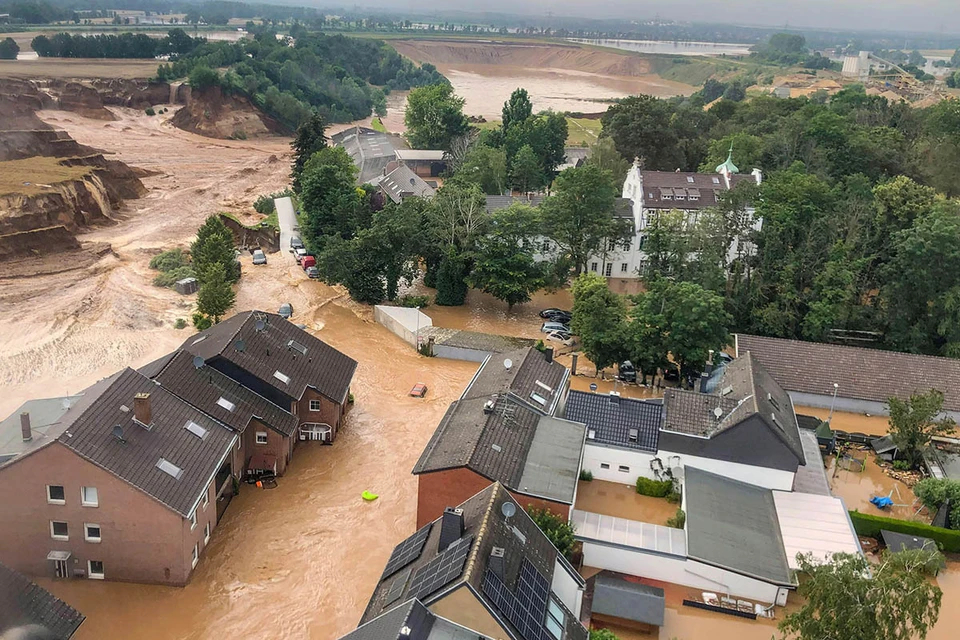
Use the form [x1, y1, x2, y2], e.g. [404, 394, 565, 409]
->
[715, 145, 739, 174]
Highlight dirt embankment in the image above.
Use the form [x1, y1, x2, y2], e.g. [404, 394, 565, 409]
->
[170, 85, 284, 139]
[391, 40, 657, 77]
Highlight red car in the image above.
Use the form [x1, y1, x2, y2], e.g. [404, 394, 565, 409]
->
[301, 256, 316, 270]
[409, 383, 428, 398]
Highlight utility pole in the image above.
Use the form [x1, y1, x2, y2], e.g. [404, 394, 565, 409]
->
[827, 383, 839, 422]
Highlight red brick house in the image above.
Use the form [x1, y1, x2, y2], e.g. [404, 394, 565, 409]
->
[0, 368, 238, 586]
[177, 311, 357, 444]
[412, 348, 585, 527]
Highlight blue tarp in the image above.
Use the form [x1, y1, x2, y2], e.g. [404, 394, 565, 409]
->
[871, 496, 894, 509]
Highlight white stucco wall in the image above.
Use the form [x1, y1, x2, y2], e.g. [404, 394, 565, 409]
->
[662, 451, 796, 491]
[582, 443, 658, 485]
[373, 305, 432, 347]
[551, 558, 583, 618]
[579, 541, 784, 604]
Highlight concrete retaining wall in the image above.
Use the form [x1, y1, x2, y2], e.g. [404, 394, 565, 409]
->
[374, 305, 432, 347]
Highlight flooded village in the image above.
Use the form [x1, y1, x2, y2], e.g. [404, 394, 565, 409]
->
[3, 8, 960, 640]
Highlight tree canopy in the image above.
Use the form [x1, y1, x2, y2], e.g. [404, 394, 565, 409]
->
[404, 83, 470, 151]
[887, 389, 957, 469]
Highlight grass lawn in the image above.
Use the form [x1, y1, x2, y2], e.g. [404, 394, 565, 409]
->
[370, 117, 387, 133]
[471, 116, 601, 146]
[0, 156, 94, 196]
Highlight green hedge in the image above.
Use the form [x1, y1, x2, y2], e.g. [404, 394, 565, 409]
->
[637, 477, 673, 498]
[848, 510, 960, 553]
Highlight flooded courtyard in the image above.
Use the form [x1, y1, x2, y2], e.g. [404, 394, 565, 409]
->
[575, 480, 678, 525]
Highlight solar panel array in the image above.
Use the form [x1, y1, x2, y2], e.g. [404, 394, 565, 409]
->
[381, 523, 433, 579]
[383, 567, 412, 607]
[482, 559, 552, 640]
[407, 535, 473, 601]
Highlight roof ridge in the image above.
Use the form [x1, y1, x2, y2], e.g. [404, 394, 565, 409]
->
[737, 332, 960, 364]
[462, 483, 499, 583]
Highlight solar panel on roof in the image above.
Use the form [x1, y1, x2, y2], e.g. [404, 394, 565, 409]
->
[383, 567, 412, 607]
[482, 559, 555, 640]
[381, 523, 433, 579]
[407, 535, 473, 601]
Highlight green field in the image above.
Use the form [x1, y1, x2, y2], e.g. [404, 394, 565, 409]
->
[471, 116, 601, 146]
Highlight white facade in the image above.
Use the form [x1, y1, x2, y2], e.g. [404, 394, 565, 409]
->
[582, 442, 795, 491]
[551, 557, 584, 618]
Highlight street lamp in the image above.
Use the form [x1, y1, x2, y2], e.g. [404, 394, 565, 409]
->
[827, 382, 839, 422]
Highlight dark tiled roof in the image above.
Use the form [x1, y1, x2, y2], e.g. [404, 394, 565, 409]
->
[663, 353, 805, 463]
[591, 572, 665, 627]
[736, 333, 960, 413]
[361, 483, 588, 640]
[57, 368, 237, 518]
[0, 562, 85, 639]
[137, 351, 177, 379]
[565, 391, 661, 452]
[181, 311, 357, 404]
[462, 348, 569, 416]
[153, 350, 298, 437]
[684, 467, 792, 585]
[639, 171, 756, 211]
[378, 164, 435, 203]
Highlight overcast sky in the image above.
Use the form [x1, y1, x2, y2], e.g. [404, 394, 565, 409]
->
[319, 1, 960, 35]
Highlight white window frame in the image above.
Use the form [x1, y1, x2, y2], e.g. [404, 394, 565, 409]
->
[50, 520, 69, 541]
[599, 463, 610, 470]
[618, 465, 630, 473]
[189, 510, 197, 530]
[309, 399, 321, 412]
[256, 432, 268, 445]
[88, 560, 104, 580]
[191, 544, 199, 568]
[204, 522, 211, 545]
[81, 486, 98, 507]
[46, 485, 65, 505]
[621, 263, 628, 273]
[84, 523, 101, 543]
[590, 262, 598, 272]
[201, 486, 209, 511]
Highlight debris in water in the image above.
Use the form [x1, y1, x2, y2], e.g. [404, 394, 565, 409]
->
[362, 490, 378, 501]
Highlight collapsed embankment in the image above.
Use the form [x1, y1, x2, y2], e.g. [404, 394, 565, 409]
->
[170, 85, 284, 139]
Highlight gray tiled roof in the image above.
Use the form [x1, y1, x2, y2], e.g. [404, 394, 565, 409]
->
[378, 164, 435, 203]
[181, 311, 357, 405]
[361, 483, 587, 640]
[344, 600, 433, 640]
[152, 350, 298, 437]
[792, 429, 831, 495]
[484, 195, 544, 213]
[0, 395, 83, 467]
[736, 333, 960, 413]
[334, 126, 399, 184]
[517, 415, 586, 503]
[0, 562, 85, 639]
[57, 368, 237, 518]
[565, 391, 661, 452]
[591, 572, 665, 627]
[639, 171, 756, 210]
[684, 466, 792, 585]
[663, 353, 805, 463]
[462, 348, 568, 416]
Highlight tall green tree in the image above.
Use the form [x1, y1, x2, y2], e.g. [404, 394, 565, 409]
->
[0, 38, 19, 60]
[196, 262, 236, 323]
[456, 145, 507, 195]
[290, 112, 327, 192]
[510, 144, 544, 193]
[585, 137, 630, 186]
[299, 146, 365, 250]
[654, 279, 731, 378]
[779, 550, 943, 640]
[191, 216, 238, 285]
[601, 95, 684, 170]
[541, 165, 627, 274]
[888, 389, 957, 470]
[468, 204, 546, 309]
[404, 83, 470, 150]
[570, 273, 628, 375]
[501, 88, 533, 134]
[435, 249, 470, 306]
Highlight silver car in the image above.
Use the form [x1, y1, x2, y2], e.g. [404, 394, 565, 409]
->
[541, 321, 570, 334]
[252, 249, 266, 265]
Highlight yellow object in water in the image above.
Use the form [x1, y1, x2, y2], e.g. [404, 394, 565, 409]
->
[362, 490, 378, 501]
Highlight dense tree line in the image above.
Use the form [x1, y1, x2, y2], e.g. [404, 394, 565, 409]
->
[748, 33, 839, 70]
[31, 28, 201, 58]
[601, 88, 960, 358]
[0, 37, 18, 60]
[155, 30, 445, 126]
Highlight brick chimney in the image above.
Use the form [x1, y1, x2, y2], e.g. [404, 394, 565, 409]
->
[439, 507, 464, 552]
[544, 347, 554, 364]
[20, 412, 32, 442]
[134, 392, 152, 426]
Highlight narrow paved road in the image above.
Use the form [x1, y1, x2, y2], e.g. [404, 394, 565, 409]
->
[274, 196, 297, 262]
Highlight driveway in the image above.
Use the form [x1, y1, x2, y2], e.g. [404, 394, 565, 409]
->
[274, 196, 297, 261]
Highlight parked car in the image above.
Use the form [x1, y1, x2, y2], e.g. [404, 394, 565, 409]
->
[301, 256, 316, 270]
[617, 360, 637, 383]
[545, 331, 575, 346]
[294, 247, 308, 263]
[252, 249, 267, 265]
[541, 321, 570, 334]
[305, 266, 319, 279]
[543, 311, 572, 324]
[278, 303, 293, 319]
[290, 235, 304, 249]
[539, 308, 571, 319]
[409, 382, 428, 398]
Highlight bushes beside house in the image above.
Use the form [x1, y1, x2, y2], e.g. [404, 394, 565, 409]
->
[848, 510, 960, 552]
[636, 477, 673, 498]
[149, 248, 195, 288]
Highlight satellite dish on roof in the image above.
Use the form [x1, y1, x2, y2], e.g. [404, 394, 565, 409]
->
[235, 339, 245, 352]
[255, 319, 266, 332]
[192, 356, 205, 370]
[112, 425, 126, 443]
[713, 406, 723, 420]
[503, 358, 513, 370]
[501, 502, 516, 519]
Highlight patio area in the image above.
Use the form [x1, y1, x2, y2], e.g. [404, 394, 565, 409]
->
[575, 479, 679, 526]
[827, 451, 927, 522]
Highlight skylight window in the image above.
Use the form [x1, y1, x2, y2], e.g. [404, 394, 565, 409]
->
[530, 392, 547, 406]
[686, 176, 695, 183]
[184, 420, 207, 439]
[156, 458, 183, 479]
[216, 397, 236, 412]
[721, 385, 734, 396]
[287, 340, 307, 355]
[273, 370, 291, 385]
[587, 429, 596, 440]
[712, 177, 721, 184]
[535, 380, 553, 394]
[629, 429, 639, 442]
[191, 335, 207, 345]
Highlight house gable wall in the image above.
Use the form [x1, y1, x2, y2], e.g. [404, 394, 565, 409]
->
[429, 584, 510, 640]
[658, 415, 800, 473]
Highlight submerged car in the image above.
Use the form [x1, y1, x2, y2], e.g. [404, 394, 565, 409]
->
[541, 321, 570, 334]
[539, 308, 571, 319]
[305, 266, 320, 279]
[617, 360, 637, 383]
[252, 249, 267, 265]
[278, 303, 293, 319]
[409, 382, 428, 398]
[545, 331, 575, 346]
